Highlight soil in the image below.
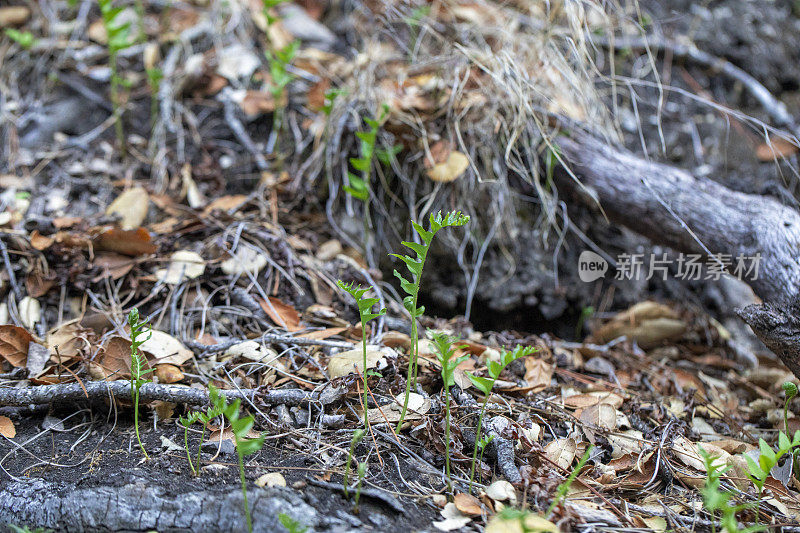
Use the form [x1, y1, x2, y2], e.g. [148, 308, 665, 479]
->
[0, 408, 437, 532]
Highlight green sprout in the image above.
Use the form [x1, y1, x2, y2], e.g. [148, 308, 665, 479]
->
[701, 446, 764, 533]
[178, 396, 224, 476]
[261, 0, 299, 154]
[127, 308, 153, 459]
[466, 345, 538, 493]
[278, 513, 307, 533]
[744, 430, 800, 523]
[210, 384, 266, 533]
[98, 0, 135, 150]
[336, 280, 386, 431]
[4, 29, 36, 49]
[546, 445, 593, 519]
[146, 66, 163, 131]
[392, 210, 471, 430]
[430, 331, 469, 494]
[321, 88, 346, 116]
[343, 428, 366, 499]
[783, 381, 798, 434]
[345, 104, 390, 260]
[354, 461, 368, 512]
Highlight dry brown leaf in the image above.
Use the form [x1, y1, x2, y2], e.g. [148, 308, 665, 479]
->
[563, 392, 624, 410]
[155, 364, 184, 384]
[156, 250, 205, 284]
[96, 336, 135, 380]
[328, 347, 386, 379]
[92, 252, 135, 282]
[0, 6, 30, 27]
[0, 415, 15, 439]
[106, 187, 149, 230]
[29, 230, 55, 251]
[240, 90, 280, 116]
[580, 403, 617, 443]
[426, 150, 470, 183]
[141, 330, 193, 366]
[94, 227, 157, 256]
[756, 137, 798, 161]
[0, 325, 34, 368]
[260, 297, 301, 331]
[47, 323, 90, 362]
[454, 492, 483, 516]
[203, 195, 249, 214]
[544, 437, 577, 470]
[299, 327, 347, 341]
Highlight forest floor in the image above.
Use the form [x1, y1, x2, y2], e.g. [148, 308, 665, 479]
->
[2, 1, 800, 532]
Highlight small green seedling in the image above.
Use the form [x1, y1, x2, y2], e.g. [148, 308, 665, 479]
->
[354, 460, 368, 512]
[466, 345, 537, 492]
[430, 331, 469, 494]
[8, 526, 52, 533]
[278, 513, 307, 533]
[784, 381, 798, 434]
[744, 430, 800, 522]
[179, 396, 224, 476]
[210, 384, 266, 533]
[127, 308, 153, 459]
[700, 446, 764, 533]
[4, 28, 36, 49]
[393, 210, 470, 430]
[321, 88, 346, 116]
[261, 0, 298, 153]
[343, 428, 366, 498]
[474, 433, 494, 484]
[336, 280, 386, 430]
[546, 445, 593, 519]
[491, 507, 557, 533]
[98, 0, 135, 149]
[345, 104, 391, 259]
[146, 66, 163, 130]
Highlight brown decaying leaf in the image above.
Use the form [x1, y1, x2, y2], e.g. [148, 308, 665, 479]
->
[260, 297, 301, 331]
[756, 136, 798, 161]
[155, 364, 184, 384]
[544, 437, 577, 470]
[92, 252, 135, 282]
[0, 325, 34, 368]
[454, 493, 483, 516]
[94, 227, 157, 256]
[95, 336, 138, 380]
[0, 415, 15, 439]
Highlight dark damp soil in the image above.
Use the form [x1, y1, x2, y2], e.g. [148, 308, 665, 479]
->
[0, 407, 439, 532]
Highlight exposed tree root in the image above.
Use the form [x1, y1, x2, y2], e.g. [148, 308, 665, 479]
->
[0, 478, 355, 532]
[0, 381, 345, 408]
[558, 132, 800, 376]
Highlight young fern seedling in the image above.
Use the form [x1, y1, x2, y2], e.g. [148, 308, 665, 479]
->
[354, 461, 368, 512]
[98, 0, 135, 150]
[784, 381, 798, 434]
[744, 430, 800, 522]
[700, 447, 764, 533]
[278, 513, 307, 533]
[4, 29, 37, 49]
[393, 210, 470, 430]
[336, 280, 386, 430]
[210, 384, 266, 533]
[262, 0, 299, 154]
[128, 308, 153, 459]
[466, 345, 538, 493]
[546, 445, 593, 519]
[430, 331, 469, 494]
[343, 428, 366, 498]
[178, 395, 224, 476]
[345, 104, 390, 262]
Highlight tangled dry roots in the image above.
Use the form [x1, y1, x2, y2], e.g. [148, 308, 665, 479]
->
[302, 0, 637, 314]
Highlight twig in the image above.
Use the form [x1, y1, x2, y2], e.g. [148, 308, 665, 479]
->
[0, 381, 345, 407]
[596, 35, 797, 131]
[306, 478, 403, 513]
[184, 331, 354, 354]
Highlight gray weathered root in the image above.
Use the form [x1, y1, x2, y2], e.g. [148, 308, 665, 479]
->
[558, 132, 800, 376]
[0, 478, 355, 532]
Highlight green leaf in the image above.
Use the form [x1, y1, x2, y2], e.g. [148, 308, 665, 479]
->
[411, 221, 433, 244]
[466, 372, 493, 395]
[759, 439, 776, 465]
[401, 240, 426, 259]
[232, 416, 254, 438]
[238, 435, 265, 456]
[392, 268, 416, 295]
[745, 454, 765, 481]
[779, 431, 791, 452]
[487, 360, 501, 380]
